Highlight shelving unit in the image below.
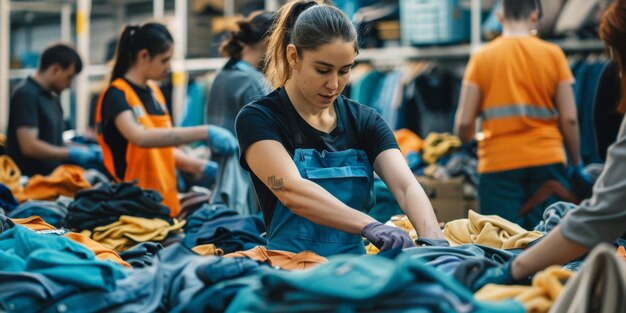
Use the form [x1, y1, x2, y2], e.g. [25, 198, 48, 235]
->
[0, 0, 610, 135]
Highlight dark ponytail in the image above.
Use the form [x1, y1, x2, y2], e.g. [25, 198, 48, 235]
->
[111, 23, 173, 83]
[220, 11, 276, 59]
[265, 0, 358, 88]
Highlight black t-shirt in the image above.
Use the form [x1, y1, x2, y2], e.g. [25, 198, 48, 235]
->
[100, 78, 167, 178]
[235, 88, 399, 228]
[7, 77, 64, 176]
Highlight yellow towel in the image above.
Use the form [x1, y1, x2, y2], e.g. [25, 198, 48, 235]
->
[422, 133, 461, 164]
[89, 216, 185, 251]
[476, 266, 573, 313]
[443, 210, 544, 249]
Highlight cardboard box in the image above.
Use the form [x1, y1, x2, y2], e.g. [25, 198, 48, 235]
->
[416, 176, 469, 200]
[415, 175, 478, 222]
[430, 199, 479, 222]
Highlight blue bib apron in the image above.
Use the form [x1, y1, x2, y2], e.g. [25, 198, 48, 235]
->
[265, 89, 375, 257]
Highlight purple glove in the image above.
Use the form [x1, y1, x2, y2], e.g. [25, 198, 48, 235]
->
[362, 222, 416, 251]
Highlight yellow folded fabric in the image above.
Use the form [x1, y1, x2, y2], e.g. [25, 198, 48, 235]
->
[422, 133, 461, 164]
[16, 165, 91, 203]
[90, 216, 185, 251]
[475, 266, 573, 313]
[192, 244, 224, 256]
[225, 246, 328, 270]
[443, 210, 544, 249]
[0, 155, 23, 195]
[366, 243, 380, 255]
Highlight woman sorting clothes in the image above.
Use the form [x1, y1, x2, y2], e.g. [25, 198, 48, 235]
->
[235, 0, 446, 257]
[95, 23, 237, 216]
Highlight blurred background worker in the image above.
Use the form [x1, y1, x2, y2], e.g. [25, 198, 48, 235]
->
[7, 43, 101, 176]
[454, 0, 589, 229]
[205, 10, 275, 134]
[96, 23, 237, 216]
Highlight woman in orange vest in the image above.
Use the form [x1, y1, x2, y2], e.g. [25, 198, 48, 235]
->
[95, 23, 237, 217]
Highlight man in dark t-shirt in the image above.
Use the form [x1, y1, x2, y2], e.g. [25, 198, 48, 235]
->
[7, 43, 101, 176]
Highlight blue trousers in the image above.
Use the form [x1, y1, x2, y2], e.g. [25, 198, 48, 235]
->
[478, 163, 569, 230]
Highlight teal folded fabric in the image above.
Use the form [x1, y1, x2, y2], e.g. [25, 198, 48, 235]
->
[226, 253, 525, 313]
[0, 225, 126, 291]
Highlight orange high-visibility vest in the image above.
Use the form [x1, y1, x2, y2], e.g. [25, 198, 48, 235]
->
[95, 78, 180, 216]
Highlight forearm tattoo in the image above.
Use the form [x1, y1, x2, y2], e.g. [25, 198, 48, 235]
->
[268, 175, 285, 191]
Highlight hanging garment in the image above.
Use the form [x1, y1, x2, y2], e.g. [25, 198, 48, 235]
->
[476, 266, 573, 313]
[225, 246, 328, 270]
[265, 89, 375, 257]
[95, 78, 179, 216]
[549, 244, 626, 313]
[444, 210, 544, 249]
[211, 152, 257, 215]
[15, 165, 91, 203]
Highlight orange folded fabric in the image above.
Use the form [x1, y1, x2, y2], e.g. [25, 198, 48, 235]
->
[16, 165, 91, 202]
[394, 129, 424, 156]
[0, 155, 23, 195]
[225, 246, 328, 270]
[12, 215, 131, 268]
[12, 215, 56, 231]
[64, 232, 131, 268]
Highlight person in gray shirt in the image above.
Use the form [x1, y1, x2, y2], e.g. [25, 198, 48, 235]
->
[205, 11, 275, 134]
[466, 0, 626, 290]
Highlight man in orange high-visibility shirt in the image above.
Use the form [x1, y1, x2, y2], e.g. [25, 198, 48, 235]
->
[455, 0, 585, 229]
